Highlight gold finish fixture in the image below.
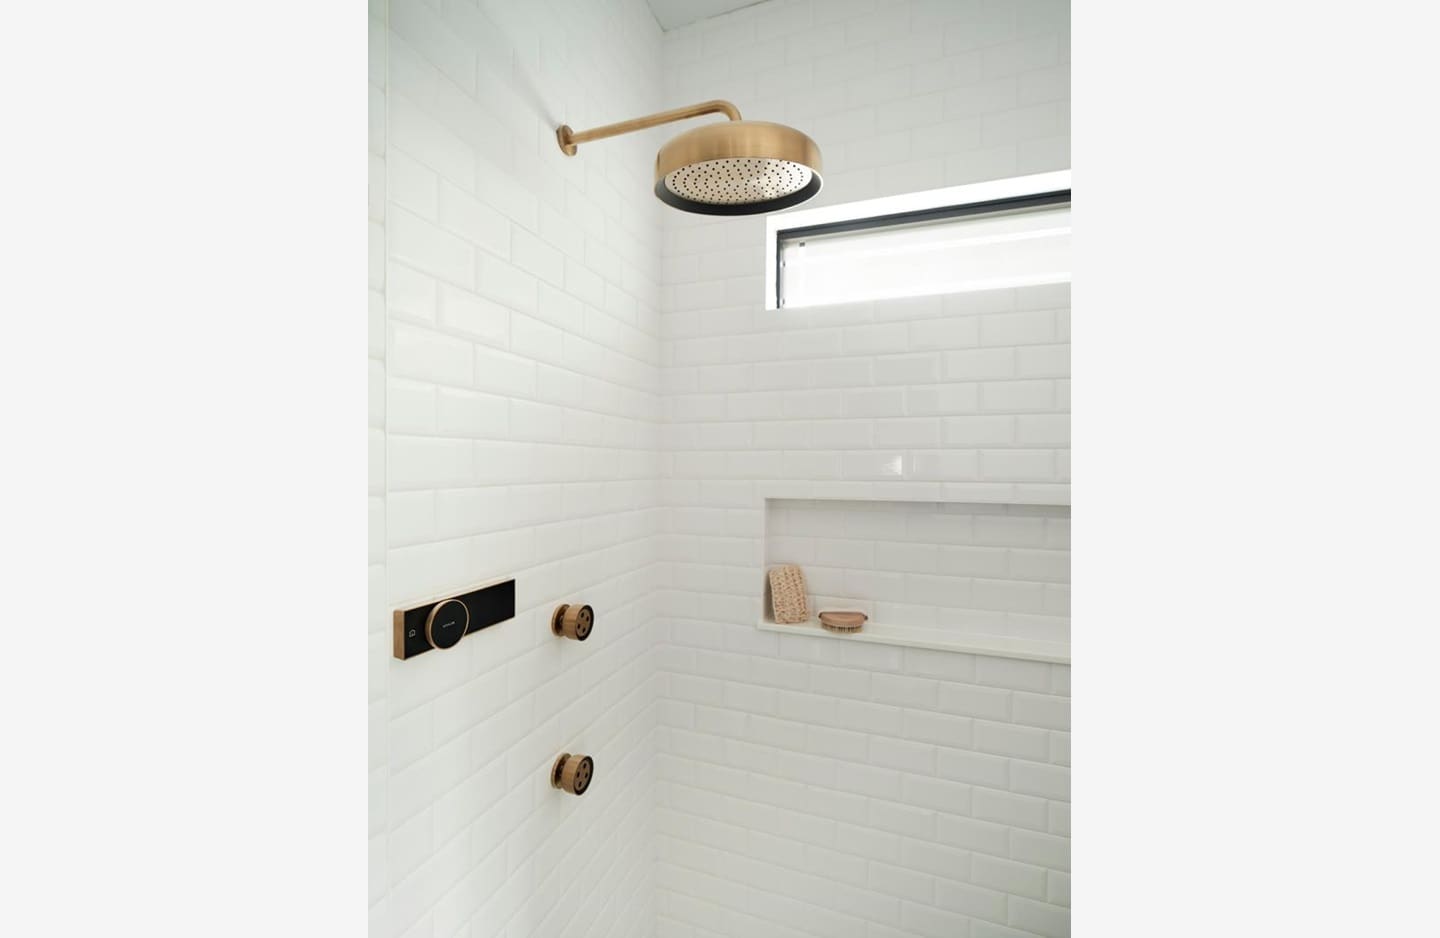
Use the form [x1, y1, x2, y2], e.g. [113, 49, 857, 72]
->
[556, 99, 822, 215]
[424, 598, 469, 650]
[551, 603, 594, 641]
[556, 99, 740, 155]
[392, 577, 515, 660]
[551, 753, 594, 796]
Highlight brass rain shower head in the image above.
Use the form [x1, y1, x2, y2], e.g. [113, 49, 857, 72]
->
[556, 100, 822, 216]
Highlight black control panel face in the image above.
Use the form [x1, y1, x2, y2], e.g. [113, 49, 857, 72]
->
[393, 579, 515, 660]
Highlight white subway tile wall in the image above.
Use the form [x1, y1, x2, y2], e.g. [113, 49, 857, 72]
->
[370, 1, 667, 937]
[372, 1, 1069, 936]
[657, 1, 1070, 936]
[767, 499, 1070, 643]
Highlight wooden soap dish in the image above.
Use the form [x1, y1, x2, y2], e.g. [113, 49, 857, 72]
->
[818, 610, 867, 634]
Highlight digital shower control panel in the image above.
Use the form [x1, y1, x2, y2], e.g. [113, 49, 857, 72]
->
[392, 578, 515, 660]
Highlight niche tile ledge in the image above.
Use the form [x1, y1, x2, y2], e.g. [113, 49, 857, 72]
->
[757, 617, 1070, 664]
[763, 497, 1070, 663]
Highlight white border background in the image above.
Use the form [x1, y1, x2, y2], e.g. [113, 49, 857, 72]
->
[1078, 1, 1440, 933]
[2, 1, 1437, 935]
[2, 1, 365, 934]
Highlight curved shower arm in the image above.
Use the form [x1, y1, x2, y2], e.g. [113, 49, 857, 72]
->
[556, 99, 742, 156]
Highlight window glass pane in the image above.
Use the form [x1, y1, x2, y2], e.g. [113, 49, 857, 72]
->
[778, 200, 1070, 309]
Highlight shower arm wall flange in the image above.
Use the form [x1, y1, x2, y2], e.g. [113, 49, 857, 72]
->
[556, 99, 741, 156]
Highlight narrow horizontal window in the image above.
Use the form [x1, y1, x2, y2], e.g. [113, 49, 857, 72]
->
[769, 176, 1071, 310]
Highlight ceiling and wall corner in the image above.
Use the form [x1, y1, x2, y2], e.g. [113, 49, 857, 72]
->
[645, 0, 771, 31]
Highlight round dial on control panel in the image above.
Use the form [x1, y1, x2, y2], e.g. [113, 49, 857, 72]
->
[425, 598, 469, 651]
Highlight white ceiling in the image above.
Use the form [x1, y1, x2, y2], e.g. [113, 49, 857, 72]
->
[645, 0, 766, 31]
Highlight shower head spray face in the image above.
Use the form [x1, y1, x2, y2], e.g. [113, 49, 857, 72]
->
[654, 121, 822, 215]
[663, 158, 814, 206]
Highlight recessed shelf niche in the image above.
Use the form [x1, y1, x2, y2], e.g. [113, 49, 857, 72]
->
[762, 498, 1070, 663]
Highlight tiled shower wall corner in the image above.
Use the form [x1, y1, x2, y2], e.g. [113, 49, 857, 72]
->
[368, 1, 667, 936]
[370, 1, 1070, 937]
[656, 2, 1071, 937]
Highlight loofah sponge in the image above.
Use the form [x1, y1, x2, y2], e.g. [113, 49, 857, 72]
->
[767, 564, 810, 624]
